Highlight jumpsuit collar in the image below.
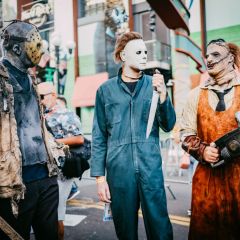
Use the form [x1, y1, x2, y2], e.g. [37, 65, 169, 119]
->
[117, 68, 145, 97]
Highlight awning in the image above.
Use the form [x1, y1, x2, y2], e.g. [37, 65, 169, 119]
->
[175, 31, 206, 73]
[147, 0, 190, 35]
[72, 72, 108, 107]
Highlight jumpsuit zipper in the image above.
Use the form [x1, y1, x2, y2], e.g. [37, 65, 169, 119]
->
[130, 98, 139, 172]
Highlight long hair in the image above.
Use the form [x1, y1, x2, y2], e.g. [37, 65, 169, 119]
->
[228, 42, 240, 68]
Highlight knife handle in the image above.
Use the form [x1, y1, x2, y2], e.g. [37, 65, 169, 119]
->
[153, 69, 161, 91]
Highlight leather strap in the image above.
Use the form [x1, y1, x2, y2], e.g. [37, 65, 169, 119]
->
[0, 216, 24, 240]
[182, 135, 209, 163]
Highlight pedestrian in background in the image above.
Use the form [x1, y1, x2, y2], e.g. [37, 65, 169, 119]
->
[56, 96, 81, 201]
[91, 31, 176, 240]
[38, 82, 84, 240]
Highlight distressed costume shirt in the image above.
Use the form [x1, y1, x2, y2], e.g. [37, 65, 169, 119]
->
[3, 59, 49, 183]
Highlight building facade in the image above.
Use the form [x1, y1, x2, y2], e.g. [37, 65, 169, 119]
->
[1, 0, 239, 134]
[72, 0, 173, 133]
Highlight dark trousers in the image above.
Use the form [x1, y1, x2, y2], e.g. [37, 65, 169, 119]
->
[109, 172, 173, 240]
[0, 177, 59, 240]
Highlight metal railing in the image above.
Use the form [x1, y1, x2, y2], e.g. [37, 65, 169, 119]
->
[161, 138, 193, 184]
[172, 0, 190, 23]
[175, 32, 206, 72]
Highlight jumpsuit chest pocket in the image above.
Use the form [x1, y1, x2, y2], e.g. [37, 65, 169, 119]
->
[105, 102, 121, 126]
[142, 98, 152, 122]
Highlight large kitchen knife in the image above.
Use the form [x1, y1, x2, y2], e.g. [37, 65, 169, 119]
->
[146, 70, 160, 139]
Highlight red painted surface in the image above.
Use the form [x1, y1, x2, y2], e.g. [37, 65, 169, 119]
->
[72, 72, 109, 107]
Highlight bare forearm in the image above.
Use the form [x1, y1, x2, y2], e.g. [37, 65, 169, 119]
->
[56, 135, 84, 146]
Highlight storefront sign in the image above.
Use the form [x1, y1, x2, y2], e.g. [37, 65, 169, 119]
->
[22, 3, 53, 27]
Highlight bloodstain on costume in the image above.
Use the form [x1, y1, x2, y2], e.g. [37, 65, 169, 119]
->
[189, 86, 240, 240]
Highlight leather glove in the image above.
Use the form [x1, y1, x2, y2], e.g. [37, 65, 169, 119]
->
[182, 135, 209, 163]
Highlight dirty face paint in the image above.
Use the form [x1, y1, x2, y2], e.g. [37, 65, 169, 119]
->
[206, 43, 233, 78]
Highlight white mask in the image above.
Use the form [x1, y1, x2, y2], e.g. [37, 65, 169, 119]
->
[120, 39, 147, 71]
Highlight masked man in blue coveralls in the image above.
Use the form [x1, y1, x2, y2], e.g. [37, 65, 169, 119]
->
[91, 32, 175, 239]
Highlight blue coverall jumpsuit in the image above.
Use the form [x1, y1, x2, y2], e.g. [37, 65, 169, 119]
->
[91, 70, 176, 240]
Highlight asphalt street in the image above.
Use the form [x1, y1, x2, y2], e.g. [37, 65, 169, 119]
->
[62, 178, 192, 240]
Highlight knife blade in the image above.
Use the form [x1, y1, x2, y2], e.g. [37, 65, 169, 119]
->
[146, 69, 161, 139]
[146, 90, 159, 139]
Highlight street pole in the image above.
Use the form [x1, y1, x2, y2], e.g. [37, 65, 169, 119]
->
[149, 9, 157, 74]
[55, 45, 60, 95]
[173, 28, 191, 125]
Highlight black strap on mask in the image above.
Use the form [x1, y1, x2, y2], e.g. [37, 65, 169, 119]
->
[0, 33, 27, 43]
[0, 20, 35, 48]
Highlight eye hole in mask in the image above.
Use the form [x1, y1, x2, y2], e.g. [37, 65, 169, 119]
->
[136, 50, 147, 55]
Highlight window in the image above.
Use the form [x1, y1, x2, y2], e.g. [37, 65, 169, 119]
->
[78, 22, 106, 75]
